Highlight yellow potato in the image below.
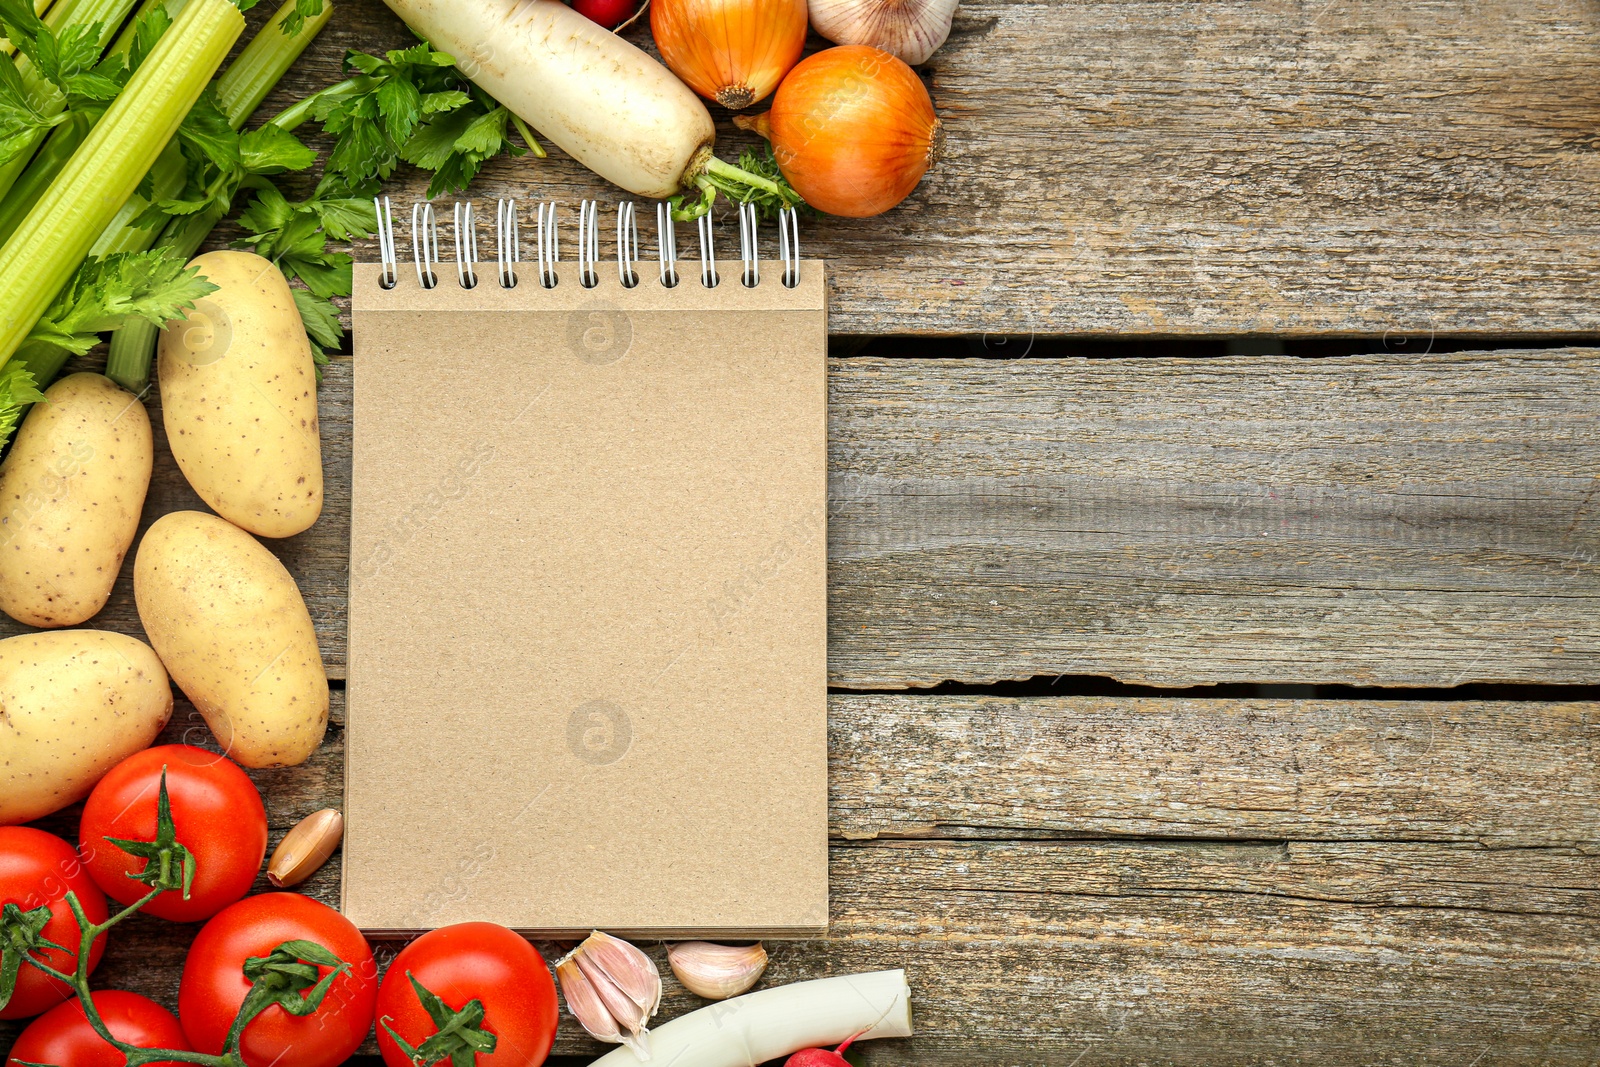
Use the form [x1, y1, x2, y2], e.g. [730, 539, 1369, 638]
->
[0, 630, 172, 825]
[134, 511, 328, 767]
[158, 250, 323, 539]
[0, 373, 152, 627]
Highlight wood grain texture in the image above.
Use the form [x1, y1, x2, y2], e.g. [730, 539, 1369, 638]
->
[7, 693, 1595, 1063]
[246, 0, 1600, 336]
[15, 349, 1592, 688]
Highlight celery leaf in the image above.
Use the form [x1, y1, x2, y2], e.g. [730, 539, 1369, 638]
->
[280, 0, 325, 37]
[0, 361, 44, 447]
[0, 55, 64, 163]
[25, 251, 218, 356]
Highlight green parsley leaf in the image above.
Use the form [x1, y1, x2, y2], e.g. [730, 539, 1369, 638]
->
[239, 123, 317, 174]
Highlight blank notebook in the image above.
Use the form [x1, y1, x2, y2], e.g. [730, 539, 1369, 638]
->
[343, 243, 829, 937]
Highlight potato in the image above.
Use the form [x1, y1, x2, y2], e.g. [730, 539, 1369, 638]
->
[134, 511, 328, 767]
[0, 373, 153, 628]
[0, 630, 172, 825]
[158, 250, 323, 539]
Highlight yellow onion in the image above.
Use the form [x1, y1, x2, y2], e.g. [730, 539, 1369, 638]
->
[651, 0, 808, 109]
[735, 45, 941, 217]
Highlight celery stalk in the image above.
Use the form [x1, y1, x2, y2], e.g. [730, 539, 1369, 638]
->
[0, 0, 144, 201]
[102, 0, 332, 392]
[0, 111, 90, 246]
[0, 0, 243, 369]
[88, 135, 184, 256]
[215, 0, 331, 124]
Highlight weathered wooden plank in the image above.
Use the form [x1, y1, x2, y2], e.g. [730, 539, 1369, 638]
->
[823, 350, 1600, 686]
[832, 695, 1600, 849]
[13, 349, 1590, 688]
[247, 0, 1600, 336]
[8, 694, 1596, 1063]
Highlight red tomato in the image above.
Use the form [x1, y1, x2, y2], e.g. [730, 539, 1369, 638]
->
[0, 827, 107, 1020]
[6, 990, 191, 1067]
[79, 745, 268, 923]
[573, 0, 636, 28]
[376, 923, 558, 1067]
[179, 892, 376, 1067]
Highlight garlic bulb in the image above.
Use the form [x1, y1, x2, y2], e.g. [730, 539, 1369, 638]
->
[556, 932, 663, 1059]
[806, 0, 958, 66]
[667, 942, 768, 1000]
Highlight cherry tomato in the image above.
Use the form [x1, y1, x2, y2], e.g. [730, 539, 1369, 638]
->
[573, 0, 636, 29]
[0, 827, 107, 1020]
[179, 892, 377, 1067]
[6, 990, 191, 1067]
[79, 745, 268, 923]
[376, 923, 559, 1067]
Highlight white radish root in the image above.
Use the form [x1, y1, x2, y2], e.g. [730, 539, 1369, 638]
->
[382, 0, 716, 198]
[588, 969, 913, 1066]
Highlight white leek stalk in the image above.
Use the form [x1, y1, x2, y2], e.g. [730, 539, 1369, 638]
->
[589, 969, 913, 1066]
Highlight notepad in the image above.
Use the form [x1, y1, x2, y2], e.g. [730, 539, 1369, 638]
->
[342, 247, 829, 937]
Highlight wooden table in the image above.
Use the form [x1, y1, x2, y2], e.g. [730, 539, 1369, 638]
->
[5, 0, 1600, 1063]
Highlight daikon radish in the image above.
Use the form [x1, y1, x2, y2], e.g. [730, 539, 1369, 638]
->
[381, 0, 716, 198]
[588, 969, 913, 1066]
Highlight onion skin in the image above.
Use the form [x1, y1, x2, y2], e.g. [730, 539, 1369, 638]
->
[739, 45, 940, 217]
[652, 0, 807, 109]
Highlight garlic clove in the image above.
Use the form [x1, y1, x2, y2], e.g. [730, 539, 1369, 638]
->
[556, 932, 663, 1060]
[266, 809, 344, 888]
[667, 941, 769, 1000]
[557, 957, 626, 1045]
[575, 950, 650, 1034]
[807, 0, 959, 66]
[579, 930, 664, 1016]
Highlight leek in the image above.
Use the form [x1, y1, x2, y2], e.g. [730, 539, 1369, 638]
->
[0, 0, 242, 369]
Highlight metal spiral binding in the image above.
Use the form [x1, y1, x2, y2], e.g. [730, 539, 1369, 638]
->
[657, 203, 679, 288]
[454, 201, 479, 289]
[496, 199, 519, 288]
[738, 202, 760, 288]
[390, 200, 798, 292]
[411, 203, 440, 289]
[697, 211, 719, 288]
[617, 201, 639, 288]
[537, 202, 560, 288]
[577, 199, 601, 288]
[374, 196, 397, 289]
[777, 206, 800, 289]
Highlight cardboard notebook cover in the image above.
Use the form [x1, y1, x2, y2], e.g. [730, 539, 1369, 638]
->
[344, 261, 829, 937]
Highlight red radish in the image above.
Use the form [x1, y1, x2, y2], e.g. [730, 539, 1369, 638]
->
[785, 1034, 859, 1066]
[574, 0, 638, 28]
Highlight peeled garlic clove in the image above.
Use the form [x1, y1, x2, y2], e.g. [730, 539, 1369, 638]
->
[667, 941, 769, 1000]
[266, 809, 344, 888]
[807, 0, 958, 65]
[557, 957, 626, 1045]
